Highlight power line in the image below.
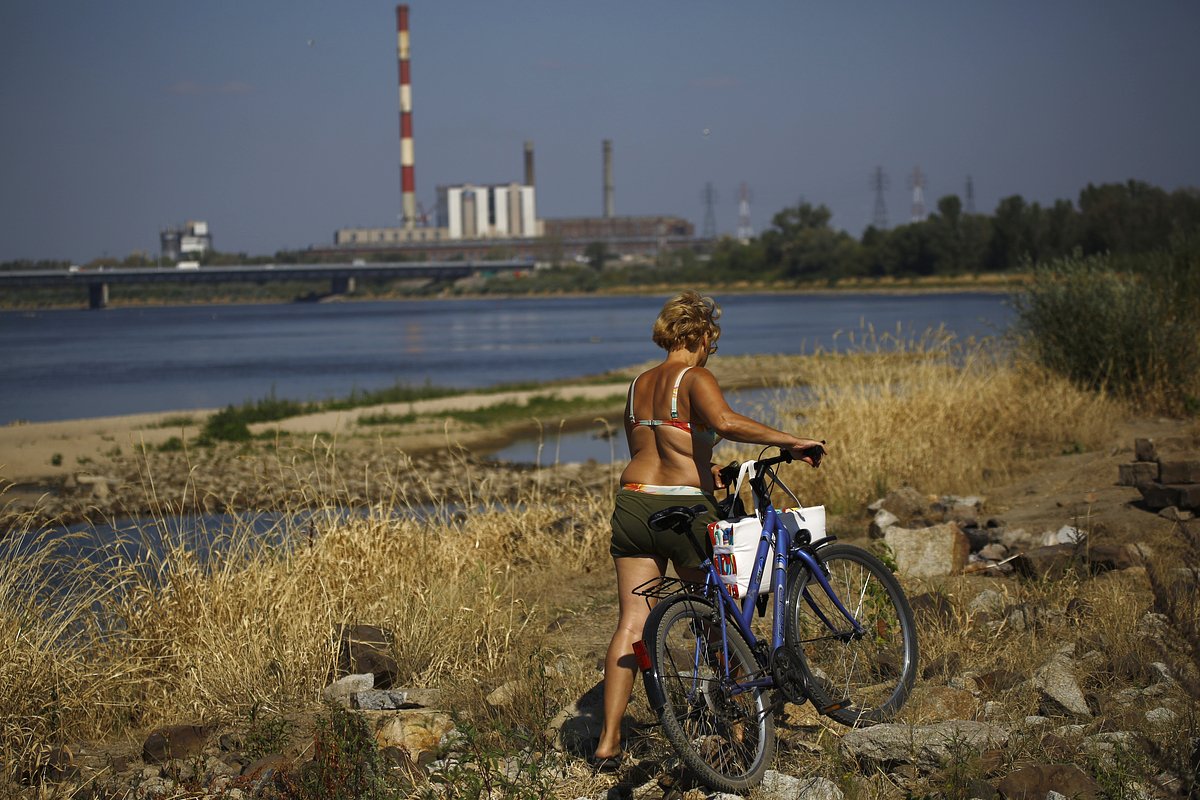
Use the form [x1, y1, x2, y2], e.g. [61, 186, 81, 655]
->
[909, 166, 926, 223]
[870, 166, 890, 229]
[736, 182, 754, 240]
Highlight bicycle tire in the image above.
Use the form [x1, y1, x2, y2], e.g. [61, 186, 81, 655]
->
[784, 543, 918, 726]
[643, 594, 776, 793]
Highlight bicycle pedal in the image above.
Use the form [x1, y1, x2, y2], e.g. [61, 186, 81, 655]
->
[821, 699, 852, 714]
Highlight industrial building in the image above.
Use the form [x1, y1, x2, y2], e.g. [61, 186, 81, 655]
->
[160, 220, 212, 262]
[326, 7, 701, 262]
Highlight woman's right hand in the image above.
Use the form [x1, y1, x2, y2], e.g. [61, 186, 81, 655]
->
[790, 439, 826, 468]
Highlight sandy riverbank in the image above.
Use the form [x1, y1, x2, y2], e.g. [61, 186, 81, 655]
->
[0, 355, 805, 528]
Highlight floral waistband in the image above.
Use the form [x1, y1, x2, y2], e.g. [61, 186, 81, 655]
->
[621, 483, 706, 496]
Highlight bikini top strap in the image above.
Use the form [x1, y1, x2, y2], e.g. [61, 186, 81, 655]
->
[670, 366, 693, 420]
[627, 375, 638, 423]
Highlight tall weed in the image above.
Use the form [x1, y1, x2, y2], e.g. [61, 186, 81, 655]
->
[723, 331, 1120, 513]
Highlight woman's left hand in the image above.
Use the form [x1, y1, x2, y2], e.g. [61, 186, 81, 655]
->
[709, 462, 726, 489]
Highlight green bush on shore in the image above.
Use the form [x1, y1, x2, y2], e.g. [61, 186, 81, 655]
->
[1014, 237, 1200, 415]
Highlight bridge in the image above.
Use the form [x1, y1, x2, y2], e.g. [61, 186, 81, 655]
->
[0, 260, 534, 309]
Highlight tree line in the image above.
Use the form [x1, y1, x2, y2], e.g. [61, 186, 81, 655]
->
[672, 179, 1200, 282]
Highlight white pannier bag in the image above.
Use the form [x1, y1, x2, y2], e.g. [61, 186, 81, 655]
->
[707, 506, 825, 599]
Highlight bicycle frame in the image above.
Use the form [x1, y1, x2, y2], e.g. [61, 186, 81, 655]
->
[655, 457, 867, 694]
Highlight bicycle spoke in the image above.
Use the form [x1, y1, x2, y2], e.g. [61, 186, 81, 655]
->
[784, 545, 918, 727]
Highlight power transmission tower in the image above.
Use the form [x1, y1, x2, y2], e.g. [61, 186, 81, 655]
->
[909, 166, 926, 223]
[870, 166, 890, 229]
[965, 175, 975, 214]
[737, 182, 753, 241]
[701, 182, 718, 239]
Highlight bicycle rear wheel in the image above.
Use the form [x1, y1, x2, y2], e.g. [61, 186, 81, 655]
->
[643, 594, 775, 793]
[784, 543, 918, 726]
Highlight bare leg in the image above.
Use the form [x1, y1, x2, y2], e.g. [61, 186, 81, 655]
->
[594, 555, 666, 760]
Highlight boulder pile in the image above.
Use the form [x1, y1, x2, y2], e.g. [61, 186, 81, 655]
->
[866, 486, 1146, 581]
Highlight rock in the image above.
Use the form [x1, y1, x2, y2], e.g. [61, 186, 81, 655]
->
[1158, 506, 1195, 522]
[962, 524, 991, 552]
[241, 753, 289, 793]
[1043, 525, 1085, 546]
[909, 592, 954, 625]
[1134, 438, 1157, 462]
[1137, 482, 1200, 511]
[1082, 730, 1138, 757]
[142, 724, 214, 764]
[875, 486, 933, 524]
[353, 689, 416, 710]
[1029, 646, 1091, 718]
[1159, 460, 1200, 484]
[977, 543, 1008, 561]
[977, 670, 1024, 695]
[1012, 544, 1078, 580]
[335, 624, 398, 688]
[1118, 462, 1158, 487]
[374, 709, 456, 756]
[547, 680, 605, 754]
[839, 721, 1009, 770]
[883, 522, 970, 578]
[18, 744, 75, 784]
[910, 685, 979, 720]
[321, 673, 374, 707]
[1083, 544, 1140, 572]
[968, 589, 1007, 617]
[995, 527, 1032, 549]
[869, 509, 899, 538]
[485, 680, 520, 709]
[921, 651, 962, 680]
[760, 770, 844, 799]
[1145, 707, 1178, 726]
[996, 764, 1100, 800]
[934, 495, 985, 526]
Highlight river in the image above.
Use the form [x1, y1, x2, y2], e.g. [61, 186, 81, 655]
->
[0, 292, 1013, 426]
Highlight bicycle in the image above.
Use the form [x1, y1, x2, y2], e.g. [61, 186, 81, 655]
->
[629, 448, 918, 792]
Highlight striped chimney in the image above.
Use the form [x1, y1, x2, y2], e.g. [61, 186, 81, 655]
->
[396, 4, 416, 228]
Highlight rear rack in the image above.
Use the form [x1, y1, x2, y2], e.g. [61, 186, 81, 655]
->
[632, 576, 710, 602]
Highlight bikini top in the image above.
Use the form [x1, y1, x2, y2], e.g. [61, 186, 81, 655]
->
[627, 367, 718, 444]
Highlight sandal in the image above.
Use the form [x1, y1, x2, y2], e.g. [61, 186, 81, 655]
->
[586, 751, 624, 773]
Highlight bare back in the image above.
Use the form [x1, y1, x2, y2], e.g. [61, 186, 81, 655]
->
[619, 363, 716, 490]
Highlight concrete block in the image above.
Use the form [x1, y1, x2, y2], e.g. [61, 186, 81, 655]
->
[1138, 482, 1179, 511]
[1159, 460, 1200, 484]
[1179, 484, 1200, 511]
[1118, 462, 1158, 486]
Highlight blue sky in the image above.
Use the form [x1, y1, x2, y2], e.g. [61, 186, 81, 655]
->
[1, 1, 1197, 262]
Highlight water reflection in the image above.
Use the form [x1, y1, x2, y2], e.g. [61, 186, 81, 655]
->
[485, 386, 789, 464]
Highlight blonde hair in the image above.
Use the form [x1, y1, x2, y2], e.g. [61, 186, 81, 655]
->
[651, 291, 722, 352]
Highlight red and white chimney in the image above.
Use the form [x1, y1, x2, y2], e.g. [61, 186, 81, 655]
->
[396, 5, 416, 228]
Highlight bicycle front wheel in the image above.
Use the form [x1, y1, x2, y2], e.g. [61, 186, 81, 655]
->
[643, 594, 775, 793]
[784, 543, 918, 727]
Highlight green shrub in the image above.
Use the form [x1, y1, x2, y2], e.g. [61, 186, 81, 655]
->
[1014, 240, 1200, 414]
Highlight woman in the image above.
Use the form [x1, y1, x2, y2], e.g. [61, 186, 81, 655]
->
[592, 291, 825, 770]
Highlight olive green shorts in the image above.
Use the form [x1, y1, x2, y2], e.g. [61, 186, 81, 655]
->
[610, 489, 719, 569]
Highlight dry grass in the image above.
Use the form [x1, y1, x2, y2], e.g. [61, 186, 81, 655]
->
[0, 447, 612, 788]
[722, 329, 1121, 513]
[0, 339, 1174, 798]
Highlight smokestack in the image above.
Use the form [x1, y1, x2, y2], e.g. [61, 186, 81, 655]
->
[603, 139, 614, 218]
[524, 140, 535, 188]
[396, 5, 416, 229]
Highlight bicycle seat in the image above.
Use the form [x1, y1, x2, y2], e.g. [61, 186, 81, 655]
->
[648, 503, 710, 533]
